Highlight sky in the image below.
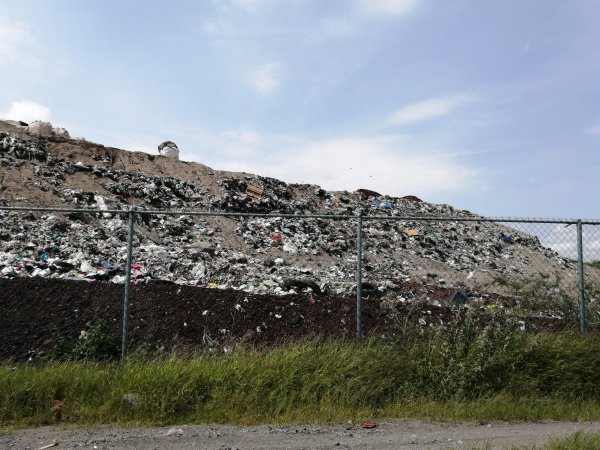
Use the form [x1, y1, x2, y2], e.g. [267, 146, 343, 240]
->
[1, 0, 600, 219]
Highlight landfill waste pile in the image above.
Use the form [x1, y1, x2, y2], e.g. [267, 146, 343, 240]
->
[0, 120, 579, 299]
[0, 132, 48, 162]
[0, 119, 589, 358]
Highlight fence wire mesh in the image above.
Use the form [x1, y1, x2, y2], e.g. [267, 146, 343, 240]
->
[1, 205, 600, 360]
[0, 208, 130, 282]
[582, 224, 600, 324]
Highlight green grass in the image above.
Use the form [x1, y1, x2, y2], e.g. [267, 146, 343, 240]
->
[4, 323, 600, 427]
[471, 431, 600, 449]
[542, 432, 600, 449]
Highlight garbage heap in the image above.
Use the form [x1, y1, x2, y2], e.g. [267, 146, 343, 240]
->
[0, 132, 47, 162]
[0, 125, 577, 298]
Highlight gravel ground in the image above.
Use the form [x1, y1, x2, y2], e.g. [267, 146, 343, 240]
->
[2, 420, 600, 450]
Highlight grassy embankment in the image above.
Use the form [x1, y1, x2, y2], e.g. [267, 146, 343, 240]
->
[2, 308, 600, 427]
[537, 432, 600, 449]
[475, 432, 600, 449]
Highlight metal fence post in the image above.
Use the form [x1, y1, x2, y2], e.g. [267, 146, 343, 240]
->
[577, 219, 586, 334]
[121, 208, 135, 363]
[356, 212, 363, 343]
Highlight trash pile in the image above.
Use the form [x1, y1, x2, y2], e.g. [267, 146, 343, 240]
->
[0, 124, 578, 299]
[0, 132, 47, 162]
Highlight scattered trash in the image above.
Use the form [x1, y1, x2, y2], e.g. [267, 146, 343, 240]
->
[36, 443, 58, 450]
[166, 427, 184, 436]
[370, 198, 393, 209]
[450, 291, 469, 304]
[356, 188, 382, 198]
[122, 393, 141, 408]
[3, 119, 28, 128]
[282, 278, 321, 294]
[158, 141, 180, 160]
[0, 132, 47, 161]
[27, 120, 53, 137]
[50, 399, 63, 422]
[502, 233, 514, 244]
[246, 182, 264, 197]
[53, 127, 70, 138]
[363, 421, 378, 429]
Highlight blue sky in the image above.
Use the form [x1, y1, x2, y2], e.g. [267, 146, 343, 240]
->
[1, 0, 600, 219]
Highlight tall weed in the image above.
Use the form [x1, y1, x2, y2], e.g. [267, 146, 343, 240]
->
[3, 318, 600, 426]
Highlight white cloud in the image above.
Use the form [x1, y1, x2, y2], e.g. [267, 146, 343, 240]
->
[0, 15, 40, 67]
[545, 240, 576, 257]
[230, 0, 271, 12]
[210, 130, 264, 158]
[1, 100, 50, 123]
[205, 0, 272, 39]
[204, 20, 232, 36]
[528, 223, 578, 259]
[250, 63, 283, 95]
[585, 124, 600, 135]
[388, 94, 469, 126]
[357, 0, 419, 16]
[319, 17, 357, 38]
[193, 131, 478, 197]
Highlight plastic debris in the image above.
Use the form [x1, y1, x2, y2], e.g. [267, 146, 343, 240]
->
[27, 120, 53, 137]
[166, 427, 184, 436]
[158, 141, 179, 160]
[502, 233, 514, 244]
[246, 182, 264, 197]
[36, 443, 58, 450]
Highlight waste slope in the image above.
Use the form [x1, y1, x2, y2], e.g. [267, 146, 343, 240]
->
[0, 119, 578, 298]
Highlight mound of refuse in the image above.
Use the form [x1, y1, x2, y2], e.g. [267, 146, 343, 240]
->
[0, 120, 576, 299]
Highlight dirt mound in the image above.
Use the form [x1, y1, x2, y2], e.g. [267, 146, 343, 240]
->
[0, 278, 383, 361]
[0, 277, 570, 361]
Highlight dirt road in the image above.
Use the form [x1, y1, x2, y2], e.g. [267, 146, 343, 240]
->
[2, 420, 600, 449]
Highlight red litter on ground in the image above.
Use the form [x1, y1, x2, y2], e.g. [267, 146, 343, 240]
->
[363, 421, 378, 429]
[271, 234, 282, 241]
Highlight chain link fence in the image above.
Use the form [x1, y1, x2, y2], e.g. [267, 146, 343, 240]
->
[1, 206, 600, 360]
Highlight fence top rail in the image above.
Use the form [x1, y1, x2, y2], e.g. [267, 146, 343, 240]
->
[1, 205, 599, 225]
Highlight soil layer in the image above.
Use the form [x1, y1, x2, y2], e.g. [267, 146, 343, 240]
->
[0, 278, 386, 361]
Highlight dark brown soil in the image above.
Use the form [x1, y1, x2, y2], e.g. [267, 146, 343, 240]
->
[0, 278, 574, 361]
[0, 278, 389, 361]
